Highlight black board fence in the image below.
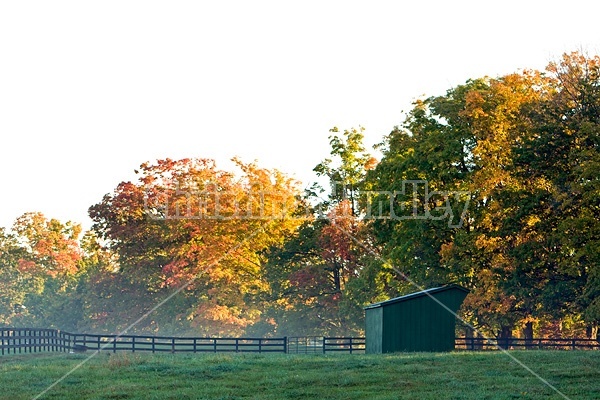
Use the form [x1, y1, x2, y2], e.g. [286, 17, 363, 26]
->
[455, 337, 600, 350]
[3, 328, 598, 355]
[0, 328, 364, 355]
[0, 328, 288, 355]
[0, 328, 67, 355]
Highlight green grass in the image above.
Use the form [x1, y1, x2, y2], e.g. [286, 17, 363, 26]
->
[0, 351, 598, 399]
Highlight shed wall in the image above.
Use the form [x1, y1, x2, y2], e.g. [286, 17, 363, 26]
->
[365, 306, 383, 354]
[382, 290, 465, 352]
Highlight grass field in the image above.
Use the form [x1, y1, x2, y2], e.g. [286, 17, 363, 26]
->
[1, 351, 598, 399]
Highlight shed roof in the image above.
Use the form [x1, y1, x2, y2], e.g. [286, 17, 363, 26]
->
[364, 284, 469, 310]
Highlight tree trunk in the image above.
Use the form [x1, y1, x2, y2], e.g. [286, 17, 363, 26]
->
[464, 326, 474, 350]
[523, 321, 534, 350]
[586, 324, 598, 340]
[333, 266, 341, 292]
[498, 325, 512, 349]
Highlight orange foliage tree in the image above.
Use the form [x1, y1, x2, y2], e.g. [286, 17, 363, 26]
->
[89, 158, 303, 335]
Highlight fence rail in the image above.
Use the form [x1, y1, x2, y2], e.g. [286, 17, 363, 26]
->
[0, 328, 287, 355]
[455, 337, 600, 350]
[286, 336, 365, 354]
[2, 328, 598, 355]
[0, 328, 70, 355]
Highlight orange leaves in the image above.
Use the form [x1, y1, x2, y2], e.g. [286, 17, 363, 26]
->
[13, 212, 82, 279]
[190, 302, 253, 336]
[90, 157, 303, 334]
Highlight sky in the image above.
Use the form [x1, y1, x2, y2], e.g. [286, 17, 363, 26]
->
[1, 1, 599, 231]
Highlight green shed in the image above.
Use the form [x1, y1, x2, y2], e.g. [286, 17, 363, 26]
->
[365, 284, 469, 353]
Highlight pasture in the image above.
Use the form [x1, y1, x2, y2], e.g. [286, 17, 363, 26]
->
[1, 351, 598, 399]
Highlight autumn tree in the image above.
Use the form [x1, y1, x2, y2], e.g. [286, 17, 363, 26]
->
[89, 158, 302, 336]
[510, 52, 600, 338]
[6, 212, 83, 329]
[366, 51, 600, 340]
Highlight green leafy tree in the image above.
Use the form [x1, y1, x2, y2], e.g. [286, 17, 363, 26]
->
[367, 52, 600, 340]
[261, 127, 381, 336]
[0, 228, 29, 325]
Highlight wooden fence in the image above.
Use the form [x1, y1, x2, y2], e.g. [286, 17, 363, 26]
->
[0, 328, 364, 355]
[0, 328, 67, 355]
[2, 328, 597, 355]
[455, 337, 600, 350]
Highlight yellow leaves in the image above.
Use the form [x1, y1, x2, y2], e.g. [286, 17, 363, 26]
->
[525, 215, 541, 228]
[190, 302, 253, 336]
[474, 234, 502, 251]
[461, 90, 487, 120]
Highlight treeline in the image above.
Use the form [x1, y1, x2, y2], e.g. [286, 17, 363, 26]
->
[1, 52, 598, 340]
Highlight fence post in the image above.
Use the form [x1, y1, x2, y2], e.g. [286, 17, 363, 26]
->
[349, 337, 353, 354]
[322, 337, 326, 354]
[258, 338, 262, 354]
[152, 337, 156, 353]
[213, 338, 217, 353]
[132, 336, 135, 353]
[193, 338, 197, 353]
[572, 339, 576, 350]
[1, 329, 4, 356]
[235, 339, 239, 353]
[283, 337, 287, 354]
[171, 338, 175, 353]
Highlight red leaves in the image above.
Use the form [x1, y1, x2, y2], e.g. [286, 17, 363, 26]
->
[319, 200, 361, 284]
[17, 259, 37, 274]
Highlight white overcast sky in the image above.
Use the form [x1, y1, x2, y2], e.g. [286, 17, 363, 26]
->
[1, 1, 599, 231]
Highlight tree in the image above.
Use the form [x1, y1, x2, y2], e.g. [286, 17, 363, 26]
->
[366, 51, 600, 340]
[89, 158, 302, 335]
[313, 126, 377, 215]
[7, 212, 83, 329]
[261, 127, 380, 336]
[0, 228, 29, 325]
[511, 52, 600, 337]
